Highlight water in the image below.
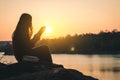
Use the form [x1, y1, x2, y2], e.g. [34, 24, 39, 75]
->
[0, 53, 120, 80]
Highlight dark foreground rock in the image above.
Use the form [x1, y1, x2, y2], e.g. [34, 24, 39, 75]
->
[0, 63, 6, 68]
[0, 63, 98, 80]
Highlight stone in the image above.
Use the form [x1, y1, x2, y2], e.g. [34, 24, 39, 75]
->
[0, 63, 98, 80]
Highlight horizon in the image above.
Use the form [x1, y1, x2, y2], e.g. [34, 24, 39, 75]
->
[0, 0, 120, 40]
[0, 29, 119, 42]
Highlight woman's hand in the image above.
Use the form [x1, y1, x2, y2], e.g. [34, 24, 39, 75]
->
[32, 26, 46, 42]
[37, 26, 46, 35]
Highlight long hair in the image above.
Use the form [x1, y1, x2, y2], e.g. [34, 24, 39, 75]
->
[12, 13, 33, 62]
[13, 13, 33, 40]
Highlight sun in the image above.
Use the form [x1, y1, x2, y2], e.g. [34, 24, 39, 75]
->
[45, 26, 52, 34]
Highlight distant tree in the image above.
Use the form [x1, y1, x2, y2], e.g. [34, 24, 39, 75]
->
[41, 29, 120, 54]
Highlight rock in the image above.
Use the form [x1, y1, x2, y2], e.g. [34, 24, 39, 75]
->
[0, 63, 7, 69]
[0, 63, 98, 80]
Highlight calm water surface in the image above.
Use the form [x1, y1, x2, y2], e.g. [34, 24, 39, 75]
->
[0, 53, 120, 80]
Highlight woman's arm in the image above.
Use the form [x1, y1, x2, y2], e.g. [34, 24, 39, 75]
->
[31, 26, 46, 44]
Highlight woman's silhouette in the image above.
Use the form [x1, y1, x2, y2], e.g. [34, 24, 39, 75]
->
[12, 13, 53, 64]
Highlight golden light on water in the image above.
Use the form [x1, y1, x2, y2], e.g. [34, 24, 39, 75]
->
[70, 46, 75, 51]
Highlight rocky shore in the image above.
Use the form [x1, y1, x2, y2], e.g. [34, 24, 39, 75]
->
[0, 63, 98, 80]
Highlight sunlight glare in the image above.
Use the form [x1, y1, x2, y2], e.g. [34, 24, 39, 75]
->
[45, 26, 52, 34]
[70, 46, 75, 51]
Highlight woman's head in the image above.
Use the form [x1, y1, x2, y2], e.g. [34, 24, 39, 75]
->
[19, 13, 32, 27]
[13, 13, 33, 39]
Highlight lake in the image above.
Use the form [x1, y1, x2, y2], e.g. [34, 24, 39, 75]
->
[0, 53, 120, 80]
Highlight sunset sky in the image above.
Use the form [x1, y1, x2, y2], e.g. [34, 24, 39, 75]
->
[0, 0, 120, 40]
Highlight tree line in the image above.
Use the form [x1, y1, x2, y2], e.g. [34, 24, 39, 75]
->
[0, 29, 120, 55]
[38, 29, 120, 54]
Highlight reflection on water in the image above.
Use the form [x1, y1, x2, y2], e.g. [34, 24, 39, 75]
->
[0, 53, 120, 80]
[52, 54, 120, 80]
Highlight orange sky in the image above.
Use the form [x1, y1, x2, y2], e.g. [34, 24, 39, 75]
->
[0, 0, 120, 41]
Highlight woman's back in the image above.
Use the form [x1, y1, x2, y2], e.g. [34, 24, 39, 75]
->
[12, 13, 33, 62]
[12, 34, 33, 62]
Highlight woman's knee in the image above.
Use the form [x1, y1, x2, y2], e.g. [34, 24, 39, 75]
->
[33, 45, 53, 64]
[33, 45, 51, 55]
[40, 45, 50, 52]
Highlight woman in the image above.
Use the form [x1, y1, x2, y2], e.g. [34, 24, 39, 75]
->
[12, 13, 53, 64]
